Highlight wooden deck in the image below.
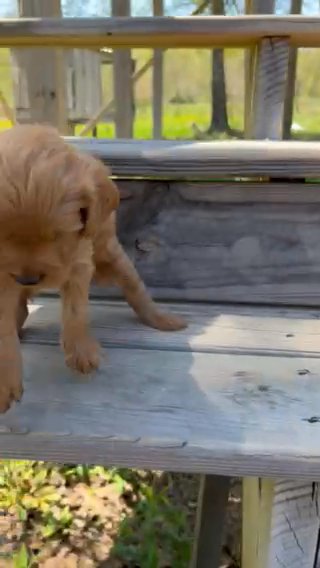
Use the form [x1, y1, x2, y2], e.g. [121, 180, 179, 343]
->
[1, 297, 320, 479]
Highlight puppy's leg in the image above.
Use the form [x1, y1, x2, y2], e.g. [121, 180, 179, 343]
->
[61, 263, 100, 374]
[94, 236, 187, 332]
[0, 280, 23, 412]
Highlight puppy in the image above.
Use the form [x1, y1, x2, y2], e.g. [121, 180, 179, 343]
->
[0, 124, 187, 412]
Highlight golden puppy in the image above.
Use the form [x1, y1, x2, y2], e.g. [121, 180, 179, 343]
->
[0, 124, 187, 412]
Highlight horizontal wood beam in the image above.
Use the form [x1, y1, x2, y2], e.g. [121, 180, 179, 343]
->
[69, 138, 320, 179]
[1, 16, 320, 48]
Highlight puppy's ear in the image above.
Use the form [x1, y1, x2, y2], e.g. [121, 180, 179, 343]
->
[61, 152, 120, 238]
[82, 155, 120, 238]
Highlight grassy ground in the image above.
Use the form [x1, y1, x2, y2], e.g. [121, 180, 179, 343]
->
[2, 47, 320, 139]
[0, 461, 241, 567]
[73, 102, 212, 139]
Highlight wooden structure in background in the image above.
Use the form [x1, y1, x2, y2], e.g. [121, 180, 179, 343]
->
[2, 16, 320, 48]
[12, 48, 103, 125]
[283, 0, 302, 139]
[13, 0, 69, 133]
[111, 0, 134, 138]
[152, 0, 163, 139]
[2, 13, 320, 568]
[78, 0, 210, 138]
[12, 0, 104, 133]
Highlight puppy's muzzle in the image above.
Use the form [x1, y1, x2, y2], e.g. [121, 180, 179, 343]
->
[13, 274, 43, 286]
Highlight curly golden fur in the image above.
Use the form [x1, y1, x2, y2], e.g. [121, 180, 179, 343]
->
[0, 124, 186, 412]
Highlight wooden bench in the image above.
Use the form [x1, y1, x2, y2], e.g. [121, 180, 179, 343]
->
[0, 139, 319, 567]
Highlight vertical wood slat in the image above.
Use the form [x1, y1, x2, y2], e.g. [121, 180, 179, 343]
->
[244, 0, 276, 137]
[112, 0, 134, 139]
[15, 0, 70, 134]
[250, 37, 290, 139]
[190, 476, 230, 568]
[152, 0, 163, 139]
[283, 0, 302, 139]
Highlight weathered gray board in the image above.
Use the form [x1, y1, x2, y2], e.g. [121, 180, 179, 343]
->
[68, 138, 320, 179]
[85, 179, 320, 307]
[1, 298, 320, 477]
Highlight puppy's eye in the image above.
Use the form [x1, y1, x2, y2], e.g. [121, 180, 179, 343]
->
[79, 207, 88, 231]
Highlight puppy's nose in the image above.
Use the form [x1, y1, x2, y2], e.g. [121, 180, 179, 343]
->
[14, 274, 42, 286]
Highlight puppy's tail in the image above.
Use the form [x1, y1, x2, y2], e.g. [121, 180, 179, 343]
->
[95, 242, 187, 332]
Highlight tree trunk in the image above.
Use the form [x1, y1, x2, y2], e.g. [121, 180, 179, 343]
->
[208, 0, 228, 134]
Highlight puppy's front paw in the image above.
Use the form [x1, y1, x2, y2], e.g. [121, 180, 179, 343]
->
[144, 311, 188, 332]
[63, 335, 101, 374]
[0, 366, 23, 413]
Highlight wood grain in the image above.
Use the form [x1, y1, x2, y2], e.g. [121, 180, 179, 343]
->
[244, 0, 275, 137]
[69, 138, 320, 179]
[94, 179, 320, 306]
[250, 37, 289, 139]
[22, 298, 320, 359]
[13, 0, 70, 133]
[112, 0, 133, 139]
[283, 0, 302, 139]
[243, 478, 274, 568]
[2, 16, 320, 48]
[243, 479, 320, 568]
[152, 0, 164, 139]
[2, 299, 320, 476]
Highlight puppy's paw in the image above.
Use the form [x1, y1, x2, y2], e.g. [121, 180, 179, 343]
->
[143, 311, 187, 332]
[0, 368, 23, 413]
[63, 336, 101, 374]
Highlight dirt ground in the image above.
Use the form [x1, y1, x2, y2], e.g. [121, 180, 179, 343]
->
[0, 468, 241, 567]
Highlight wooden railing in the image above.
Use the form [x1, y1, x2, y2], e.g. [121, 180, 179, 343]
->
[0, 16, 319, 48]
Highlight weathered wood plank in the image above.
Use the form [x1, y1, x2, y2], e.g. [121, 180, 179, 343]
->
[243, 478, 274, 568]
[175, 181, 318, 203]
[283, 0, 302, 139]
[92, 179, 320, 306]
[2, 300, 320, 476]
[22, 298, 320, 359]
[69, 138, 320, 179]
[2, 16, 320, 48]
[244, 0, 276, 137]
[112, 0, 133, 138]
[250, 37, 289, 139]
[243, 479, 320, 568]
[190, 475, 230, 568]
[152, 0, 163, 139]
[13, 0, 69, 133]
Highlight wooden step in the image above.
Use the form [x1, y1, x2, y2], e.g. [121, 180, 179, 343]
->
[0, 298, 320, 478]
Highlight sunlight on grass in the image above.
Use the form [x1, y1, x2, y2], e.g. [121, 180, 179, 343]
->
[0, 461, 195, 567]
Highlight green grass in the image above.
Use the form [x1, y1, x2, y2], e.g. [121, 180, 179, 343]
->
[0, 461, 196, 567]
[74, 102, 212, 139]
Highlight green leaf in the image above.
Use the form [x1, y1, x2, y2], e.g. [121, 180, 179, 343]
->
[41, 523, 58, 538]
[33, 468, 48, 486]
[16, 505, 27, 522]
[13, 544, 29, 568]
